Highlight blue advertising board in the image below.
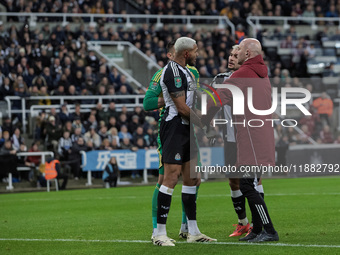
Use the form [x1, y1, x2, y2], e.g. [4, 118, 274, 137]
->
[82, 147, 224, 171]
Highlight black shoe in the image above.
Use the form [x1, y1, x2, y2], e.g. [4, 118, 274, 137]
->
[248, 230, 279, 242]
[239, 231, 259, 241]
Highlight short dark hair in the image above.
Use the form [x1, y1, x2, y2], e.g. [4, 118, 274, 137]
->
[166, 40, 176, 52]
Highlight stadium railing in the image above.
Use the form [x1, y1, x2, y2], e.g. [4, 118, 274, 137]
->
[88, 41, 161, 88]
[6, 151, 54, 190]
[5, 95, 144, 133]
[86, 42, 145, 92]
[247, 16, 340, 38]
[0, 12, 235, 35]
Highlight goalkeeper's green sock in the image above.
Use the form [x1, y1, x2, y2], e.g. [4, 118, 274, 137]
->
[152, 183, 160, 231]
[181, 185, 200, 230]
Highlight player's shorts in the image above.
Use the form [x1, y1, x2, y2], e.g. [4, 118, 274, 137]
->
[160, 115, 198, 165]
[224, 141, 237, 166]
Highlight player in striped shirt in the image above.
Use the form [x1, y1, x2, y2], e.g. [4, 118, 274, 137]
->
[143, 40, 201, 243]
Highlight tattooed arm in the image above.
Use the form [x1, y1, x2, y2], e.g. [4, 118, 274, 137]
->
[170, 91, 203, 128]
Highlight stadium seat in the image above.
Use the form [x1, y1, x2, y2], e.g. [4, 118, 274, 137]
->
[322, 48, 336, 56]
[280, 55, 292, 69]
[266, 47, 278, 61]
[310, 76, 324, 92]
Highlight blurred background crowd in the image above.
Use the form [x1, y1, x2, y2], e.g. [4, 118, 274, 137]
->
[0, 0, 339, 182]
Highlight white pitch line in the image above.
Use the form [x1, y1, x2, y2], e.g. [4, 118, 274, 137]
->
[13, 192, 340, 202]
[0, 238, 339, 249]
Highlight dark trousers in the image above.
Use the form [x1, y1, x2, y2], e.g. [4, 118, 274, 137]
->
[239, 171, 275, 234]
[104, 176, 117, 187]
[57, 173, 68, 190]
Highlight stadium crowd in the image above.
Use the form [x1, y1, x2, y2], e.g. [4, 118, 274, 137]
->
[0, 0, 339, 183]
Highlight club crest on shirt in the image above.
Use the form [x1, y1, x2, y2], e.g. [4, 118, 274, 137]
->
[175, 153, 181, 161]
[174, 77, 182, 88]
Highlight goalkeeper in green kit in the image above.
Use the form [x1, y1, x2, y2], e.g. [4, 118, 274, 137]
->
[143, 40, 201, 242]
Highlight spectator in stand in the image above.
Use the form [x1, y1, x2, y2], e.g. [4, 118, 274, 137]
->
[0, 139, 18, 180]
[66, 85, 79, 104]
[319, 125, 334, 144]
[98, 125, 109, 142]
[117, 113, 128, 131]
[38, 86, 51, 105]
[63, 120, 73, 134]
[1, 116, 14, 136]
[72, 116, 85, 135]
[108, 127, 120, 146]
[11, 127, 25, 150]
[71, 104, 83, 121]
[325, 4, 339, 18]
[99, 138, 113, 150]
[144, 127, 157, 148]
[59, 103, 72, 125]
[275, 135, 289, 166]
[83, 114, 98, 131]
[120, 137, 137, 151]
[45, 115, 62, 153]
[70, 127, 82, 143]
[118, 125, 132, 142]
[0, 129, 4, 148]
[0, 77, 15, 100]
[297, 125, 312, 144]
[135, 137, 147, 149]
[96, 103, 108, 124]
[68, 136, 87, 179]
[107, 101, 119, 119]
[103, 156, 119, 188]
[25, 141, 41, 182]
[83, 126, 101, 149]
[128, 115, 140, 134]
[312, 92, 334, 126]
[42, 67, 54, 91]
[58, 130, 72, 161]
[280, 35, 294, 48]
[49, 107, 61, 127]
[302, 4, 315, 24]
[52, 84, 66, 97]
[334, 135, 340, 144]
[132, 126, 146, 146]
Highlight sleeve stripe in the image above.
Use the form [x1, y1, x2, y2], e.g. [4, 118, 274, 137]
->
[153, 70, 163, 82]
[170, 62, 180, 77]
[151, 69, 164, 83]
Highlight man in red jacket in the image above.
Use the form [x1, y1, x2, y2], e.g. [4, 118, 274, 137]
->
[203, 38, 278, 242]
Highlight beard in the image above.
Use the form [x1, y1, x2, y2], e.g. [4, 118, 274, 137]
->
[187, 56, 196, 66]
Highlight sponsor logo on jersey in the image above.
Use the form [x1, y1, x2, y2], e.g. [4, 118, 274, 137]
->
[174, 77, 182, 88]
[175, 153, 181, 161]
[151, 82, 158, 90]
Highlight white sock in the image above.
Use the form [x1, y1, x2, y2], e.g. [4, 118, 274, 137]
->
[238, 217, 249, 226]
[152, 228, 157, 236]
[156, 224, 167, 236]
[188, 220, 201, 236]
[230, 189, 243, 198]
[159, 185, 174, 195]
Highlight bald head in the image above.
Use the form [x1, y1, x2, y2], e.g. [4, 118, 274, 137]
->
[237, 38, 262, 65]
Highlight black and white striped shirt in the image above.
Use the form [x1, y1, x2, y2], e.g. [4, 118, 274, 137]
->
[160, 61, 196, 125]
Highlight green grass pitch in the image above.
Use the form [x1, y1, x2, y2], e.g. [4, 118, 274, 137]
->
[1, 177, 339, 255]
